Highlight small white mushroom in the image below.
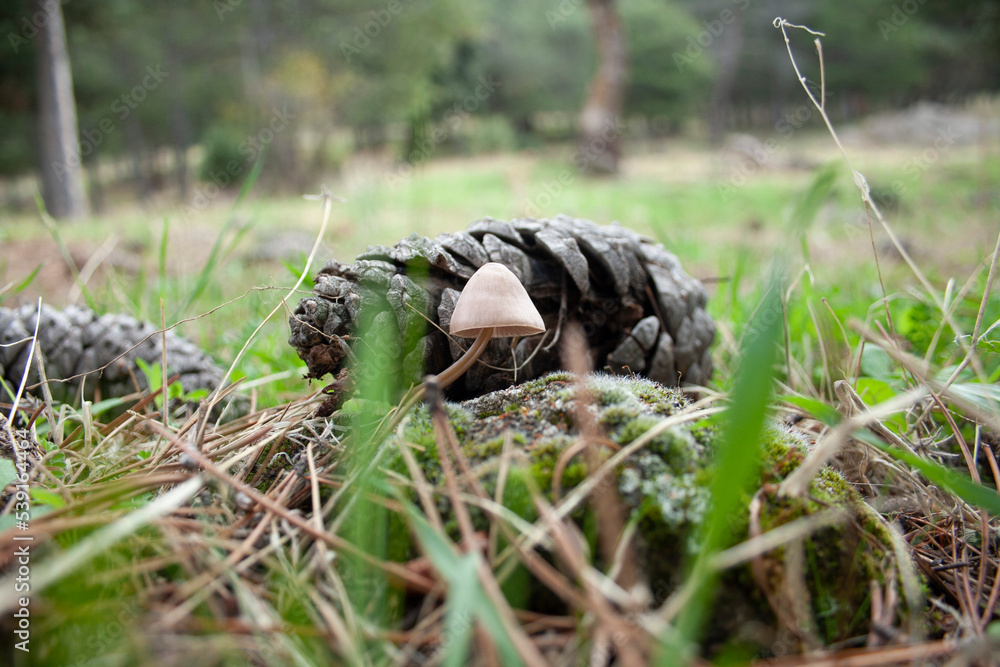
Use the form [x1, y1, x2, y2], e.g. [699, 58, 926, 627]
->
[435, 262, 545, 389]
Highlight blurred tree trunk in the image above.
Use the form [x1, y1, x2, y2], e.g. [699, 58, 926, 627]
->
[707, 7, 745, 145]
[36, 0, 88, 220]
[578, 0, 627, 175]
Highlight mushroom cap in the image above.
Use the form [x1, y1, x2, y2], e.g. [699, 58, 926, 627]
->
[449, 262, 546, 338]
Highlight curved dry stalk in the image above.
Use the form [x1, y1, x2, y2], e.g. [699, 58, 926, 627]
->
[772, 17, 986, 387]
[208, 189, 342, 415]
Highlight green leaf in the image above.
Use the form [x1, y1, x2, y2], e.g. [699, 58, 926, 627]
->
[855, 378, 907, 433]
[976, 338, 1000, 355]
[860, 347, 896, 382]
[955, 334, 1000, 356]
[90, 397, 126, 417]
[858, 432, 1000, 515]
[30, 488, 66, 509]
[0, 505, 54, 533]
[947, 381, 1000, 414]
[135, 358, 157, 387]
[0, 459, 17, 488]
[781, 395, 841, 426]
[855, 377, 896, 405]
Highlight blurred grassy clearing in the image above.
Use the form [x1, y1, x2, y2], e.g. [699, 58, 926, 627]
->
[1, 133, 997, 403]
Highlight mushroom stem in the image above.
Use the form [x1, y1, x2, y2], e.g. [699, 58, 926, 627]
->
[375, 327, 496, 443]
[432, 326, 494, 390]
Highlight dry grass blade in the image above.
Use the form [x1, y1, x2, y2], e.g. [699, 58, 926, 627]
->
[208, 188, 341, 414]
[750, 638, 959, 666]
[533, 494, 648, 666]
[780, 382, 927, 498]
[562, 323, 641, 594]
[774, 16, 989, 391]
[4, 297, 42, 444]
[709, 507, 846, 572]
[424, 377, 549, 667]
[853, 322, 1000, 435]
[141, 419, 436, 593]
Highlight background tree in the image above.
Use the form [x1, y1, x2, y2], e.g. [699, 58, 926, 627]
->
[0, 0, 998, 213]
[578, 0, 627, 174]
[622, 0, 714, 136]
[35, 0, 88, 219]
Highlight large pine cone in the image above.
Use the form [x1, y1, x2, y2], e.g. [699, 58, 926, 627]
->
[0, 303, 226, 405]
[288, 216, 715, 398]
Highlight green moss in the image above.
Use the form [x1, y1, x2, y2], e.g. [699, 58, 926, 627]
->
[465, 434, 517, 460]
[759, 422, 809, 481]
[598, 405, 635, 430]
[748, 425, 899, 646]
[527, 439, 561, 491]
[499, 467, 538, 524]
[519, 371, 574, 391]
[367, 372, 904, 650]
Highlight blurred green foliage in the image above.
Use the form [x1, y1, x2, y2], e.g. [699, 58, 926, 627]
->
[0, 0, 997, 187]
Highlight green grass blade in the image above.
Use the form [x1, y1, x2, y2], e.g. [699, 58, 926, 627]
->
[658, 272, 784, 664]
[13, 263, 42, 295]
[781, 394, 842, 426]
[783, 393, 1000, 516]
[788, 162, 838, 263]
[35, 193, 98, 310]
[405, 502, 523, 665]
[174, 154, 265, 319]
[0, 476, 204, 609]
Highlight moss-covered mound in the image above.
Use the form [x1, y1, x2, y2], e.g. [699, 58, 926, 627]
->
[388, 372, 906, 656]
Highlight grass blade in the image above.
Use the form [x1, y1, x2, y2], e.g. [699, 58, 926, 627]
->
[658, 271, 784, 664]
[0, 476, 204, 611]
[174, 155, 265, 319]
